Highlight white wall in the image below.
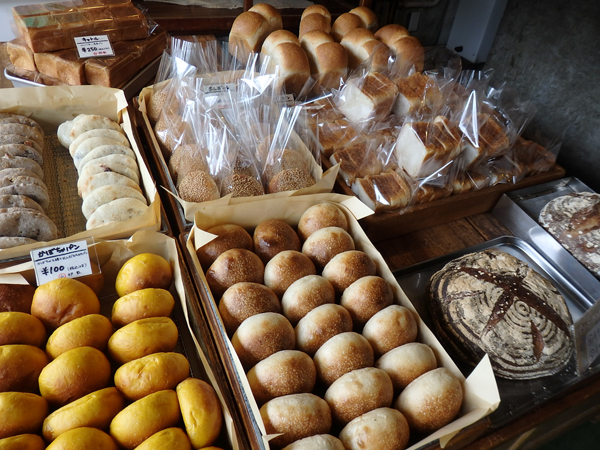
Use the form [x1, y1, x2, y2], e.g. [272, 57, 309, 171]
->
[0, 1, 45, 42]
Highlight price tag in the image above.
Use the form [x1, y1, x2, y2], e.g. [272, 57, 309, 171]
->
[31, 240, 93, 286]
[74, 35, 114, 58]
[586, 320, 600, 367]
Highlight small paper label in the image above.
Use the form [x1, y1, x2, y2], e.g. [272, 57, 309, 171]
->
[31, 240, 92, 285]
[75, 35, 114, 58]
[586, 320, 600, 366]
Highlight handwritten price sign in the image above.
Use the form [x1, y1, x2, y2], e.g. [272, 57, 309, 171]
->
[74, 35, 114, 58]
[31, 240, 93, 285]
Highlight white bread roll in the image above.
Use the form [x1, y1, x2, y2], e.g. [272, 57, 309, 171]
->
[281, 275, 335, 325]
[249, 3, 283, 34]
[282, 434, 344, 450]
[340, 276, 394, 330]
[219, 282, 281, 335]
[302, 226, 355, 272]
[300, 31, 348, 91]
[321, 250, 377, 295]
[297, 202, 348, 241]
[229, 11, 271, 60]
[264, 250, 316, 298]
[339, 407, 409, 450]
[299, 13, 331, 39]
[362, 305, 418, 357]
[331, 12, 363, 42]
[374, 24, 409, 45]
[376, 342, 437, 392]
[262, 30, 300, 57]
[295, 304, 353, 356]
[350, 6, 378, 32]
[337, 72, 398, 123]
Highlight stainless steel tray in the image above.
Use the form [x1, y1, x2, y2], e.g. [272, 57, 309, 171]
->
[393, 236, 599, 429]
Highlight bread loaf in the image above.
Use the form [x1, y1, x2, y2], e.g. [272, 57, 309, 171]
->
[374, 24, 410, 45]
[331, 13, 364, 42]
[262, 30, 301, 57]
[299, 13, 331, 39]
[229, 11, 272, 60]
[341, 27, 391, 71]
[349, 7, 378, 32]
[249, 3, 283, 34]
[266, 42, 311, 96]
[300, 31, 347, 90]
[337, 72, 398, 123]
[388, 36, 425, 73]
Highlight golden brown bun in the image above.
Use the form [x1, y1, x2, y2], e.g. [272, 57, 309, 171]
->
[45, 314, 113, 359]
[282, 434, 344, 450]
[115, 253, 173, 297]
[219, 282, 281, 335]
[322, 250, 377, 295]
[196, 224, 253, 271]
[45, 427, 118, 450]
[264, 250, 317, 298]
[249, 3, 283, 34]
[340, 276, 394, 329]
[388, 36, 425, 72]
[260, 393, 332, 448]
[302, 226, 355, 272]
[324, 367, 394, 425]
[297, 202, 348, 241]
[247, 350, 316, 405]
[0, 392, 48, 439]
[0, 283, 35, 313]
[349, 6, 378, 32]
[299, 13, 331, 39]
[110, 288, 175, 327]
[281, 275, 335, 325]
[373, 24, 409, 45]
[232, 312, 295, 370]
[313, 332, 374, 386]
[363, 305, 418, 357]
[107, 317, 179, 364]
[206, 248, 265, 298]
[262, 30, 300, 57]
[0, 434, 45, 450]
[331, 12, 363, 42]
[295, 304, 353, 356]
[176, 378, 223, 449]
[339, 407, 409, 450]
[110, 390, 181, 449]
[42, 387, 125, 442]
[0, 312, 46, 347]
[0, 344, 47, 392]
[31, 278, 100, 330]
[38, 346, 111, 406]
[135, 428, 191, 450]
[301, 4, 331, 22]
[395, 367, 463, 434]
[115, 352, 190, 401]
[229, 11, 271, 60]
[253, 219, 301, 264]
[376, 342, 437, 393]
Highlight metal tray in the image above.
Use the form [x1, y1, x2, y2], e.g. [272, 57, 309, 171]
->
[393, 235, 600, 429]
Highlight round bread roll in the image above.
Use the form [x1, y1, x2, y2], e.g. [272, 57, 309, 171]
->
[115, 352, 190, 401]
[282, 434, 344, 450]
[313, 332, 374, 386]
[219, 282, 281, 335]
[115, 253, 173, 297]
[45, 427, 118, 450]
[110, 288, 175, 327]
[260, 393, 332, 448]
[0, 392, 48, 439]
[268, 168, 316, 193]
[247, 350, 316, 405]
[331, 12, 363, 42]
[376, 342, 437, 393]
[362, 305, 418, 357]
[281, 275, 335, 325]
[322, 250, 377, 295]
[196, 224, 253, 271]
[253, 219, 301, 264]
[45, 314, 113, 359]
[324, 367, 394, 425]
[0, 283, 35, 313]
[0, 311, 46, 347]
[262, 30, 301, 57]
[395, 367, 463, 434]
[295, 303, 353, 356]
[340, 276, 394, 330]
[135, 427, 191, 450]
[30, 278, 100, 330]
[302, 226, 355, 272]
[0, 434, 46, 450]
[0, 344, 48, 392]
[38, 346, 111, 406]
[264, 250, 316, 298]
[178, 170, 220, 203]
[299, 13, 331, 39]
[231, 312, 295, 370]
[110, 390, 181, 449]
[107, 317, 179, 364]
[42, 387, 125, 442]
[176, 378, 223, 449]
[339, 407, 409, 450]
[206, 248, 265, 298]
[349, 6, 378, 31]
[300, 33, 348, 91]
[373, 24, 409, 45]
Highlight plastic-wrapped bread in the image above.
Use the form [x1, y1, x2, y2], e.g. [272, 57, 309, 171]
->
[393, 72, 444, 118]
[349, 6, 378, 32]
[6, 38, 36, 72]
[352, 170, 411, 212]
[460, 113, 510, 169]
[340, 27, 391, 72]
[330, 140, 382, 185]
[331, 12, 364, 42]
[315, 119, 358, 158]
[300, 31, 348, 91]
[337, 72, 398, 124]
[388, 36, 425, 73]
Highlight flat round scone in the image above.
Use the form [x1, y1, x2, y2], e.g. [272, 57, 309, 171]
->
[0, 124, 44, 149]
[0, 175, 49, 210]
[0, 207, 58, 241]
[0, 194, 44, 213]
[539, 192, 600, 279]
[72, 137, 126, 169]
[79, 160, 140, 186]
[0, 112, 44, 134]
[427, 249, 574, 379]
[79, 172, 142, 199]
[0, 144, 43, 166]
[82, 185, 147, 220]
[0, 154, 44, 179]
[0, 134, 43, 153]
[68, 114, 124, 142]
[77, 144, 137, 173]
[0, 167, 43, 182]
[86, 198, 149, 230]
[69, 128, 131, 157]
[79, 154, 139, 179]
[57, 118, 77, 147]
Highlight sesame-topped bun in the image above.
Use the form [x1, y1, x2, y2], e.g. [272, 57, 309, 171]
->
[196, 224, 253, 270]
[281, 275, 335, 325]
[253, 219, 301, 264]
[219, 282, 281, 335]
[206, 248, 265, 298]
[264, 250, 317, 298]
[295, 303, 353, 356]
[322, 250, 377, 295]
[268, 168, 316, 194]
[302, 226, 355, 272]
[340, 276, 394, 330]
[177, 170, 220, 203]
[297, 202, 348, 241]
[220, 173, 264, 198]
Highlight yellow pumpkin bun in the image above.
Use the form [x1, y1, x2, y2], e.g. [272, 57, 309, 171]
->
[0, 392, 48, 439]
[0, 344, 48, 392]
[0, 312, 46, 347]
[0, 434, 45, 450]
[45, 314, 113, 359]
[134, 427, 191, 450]
[45, 427, 118, 450]
[111, 288, 175, 327]
[115, 253, 173, 297]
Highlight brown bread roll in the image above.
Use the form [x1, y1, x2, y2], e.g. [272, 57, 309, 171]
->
[302, 226, 355, 272]
[0, 283, 35, 313]
[45, 427, 118, 450]
[0, 312, 46, 347]
[339, 407, 409, 450]
[253, 219, 301, 264]
[219, 282, 281, 335]
[350, 6, 378, 31]
[362, 305, 418, 357]
[322, 250, 377, 295]
[206, 248, 265, 298]
[45, 314, 113, 359]
[264, 250, 316, 298]
[232, 312, 295, 370]
[394, 367, 463, 434]
[0, 392, 48, 439]
[324, 367, 394, 425]
[300, 31, 348, 91]
[388, 36, 425, 73]
[297, 202, 348, 241]
[301, 4, 331, 22]
[341, 276, 394, 330]
[374, 24, 409, 45]
[313, 332, 374, 386]
[376, 342, 437, 393]
[0, 434, 46, 450]
[281, 275, 335, 325]
[295, 303, 353, 356]
[196, 224, 253, 271]
[0, 344, 48, 392]
[247, 350, 316, 405]
[260, 393, 332, 448]
[266, 43, 311, 97]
